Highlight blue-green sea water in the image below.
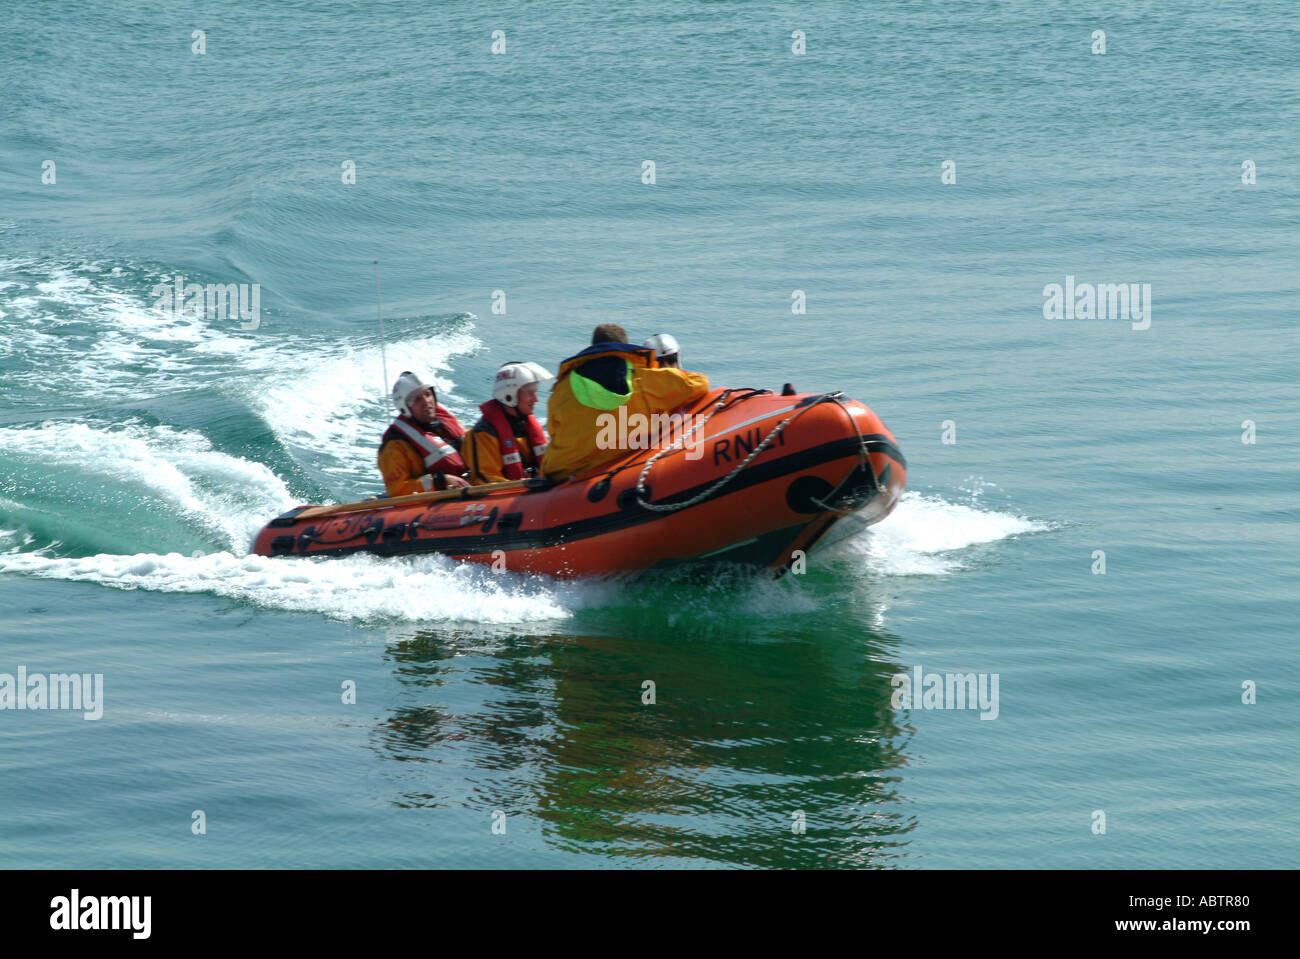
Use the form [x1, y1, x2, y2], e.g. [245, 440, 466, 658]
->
[1, 1, 1296, 868]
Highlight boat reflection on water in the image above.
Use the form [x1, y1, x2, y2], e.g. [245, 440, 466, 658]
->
[372, 584, 917, 867]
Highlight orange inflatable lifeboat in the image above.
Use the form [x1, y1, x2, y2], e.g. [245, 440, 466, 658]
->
[251, 387, 906, 577]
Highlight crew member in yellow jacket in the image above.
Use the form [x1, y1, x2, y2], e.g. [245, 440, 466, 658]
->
[541, 324, 709, 481]
[377, 371, 470, 496]
[462, 361, 553, 484]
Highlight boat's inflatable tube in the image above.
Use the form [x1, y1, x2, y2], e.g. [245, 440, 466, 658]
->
[251, 387, 907, 577]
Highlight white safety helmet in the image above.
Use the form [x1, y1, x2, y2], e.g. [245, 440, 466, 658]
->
[493, 361, 554, 408]
[392, 371, 434, 417]
[642, 333, 680, 366]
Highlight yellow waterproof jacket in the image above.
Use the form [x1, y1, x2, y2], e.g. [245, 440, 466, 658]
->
[379, 440, 441, 496]
[541, 343, 709, 481]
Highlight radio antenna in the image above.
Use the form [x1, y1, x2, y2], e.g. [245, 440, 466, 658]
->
[374, 260, 393, 418]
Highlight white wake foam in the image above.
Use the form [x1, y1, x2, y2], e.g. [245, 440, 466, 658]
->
[0, 257, 478, 407]
[827, 491, 1047, 575]
[252, 327, 481, 489]
[0, 258, 482, 497]
[0, 549, 579, 624]
[0, 420, 294, 552]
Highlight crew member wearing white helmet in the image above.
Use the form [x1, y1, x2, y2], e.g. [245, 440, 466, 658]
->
[463, 362, 553, 485]
[377, 371, 470, 496]
[642, 333, 681, 369]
